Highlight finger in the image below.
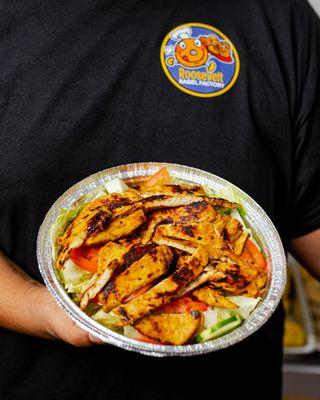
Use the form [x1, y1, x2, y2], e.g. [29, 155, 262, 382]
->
[88, 334, 104, 345]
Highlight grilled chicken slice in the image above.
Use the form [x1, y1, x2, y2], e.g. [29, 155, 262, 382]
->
[141, 201, 216, 244]
[109, 246, 209, 326]
[119, 188, 143, 202]
[242, 270, 267, 298]
[213, 214, 243, 243]
[191, 286, 239, 309]
[97, 241, 135, 274]
[85, 205, 146, 245]
[56, 193, 143, 268]
[210, 262, 251, 295]
[149, 207, 247, 257]
[134, 312, 202, 345]
[231, 232, 250, 255]
[152, 233, 256, 277]
[152, 236, 198, 255]
[80, 259, 119, 310]
[80, 241, 151, 310]
[56, 208, 112, 268]
[205, 197, 239, 210]
[137, 184, 205, 198]
[242, 280, 260, 298]
[255, 270, 267, 291]
[152, 234, 226, 258]
[100, 245, 173, 311]
[139, 195, 204, 212]
[136, 183, 239, 212]
[174, 266, 226, 298]
[155, 222, 224, 250]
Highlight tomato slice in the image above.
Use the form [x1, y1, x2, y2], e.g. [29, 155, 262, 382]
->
[69, 246, 102, 273]
[240, 239, 266, 269]
[135, 331, 159, 345]
[141, 167, 170, 188]
[159, 296, 208, 314]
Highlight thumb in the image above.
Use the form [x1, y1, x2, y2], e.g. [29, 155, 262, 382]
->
[88, 333, 104, 345]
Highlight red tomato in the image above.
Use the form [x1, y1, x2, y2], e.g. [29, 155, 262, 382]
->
[240, 239, 266, 269]
[159, 296, 208, 314]
[69, 246, 102, 273]
[134, 331, 159, 344]
[141, 167, 170, 188]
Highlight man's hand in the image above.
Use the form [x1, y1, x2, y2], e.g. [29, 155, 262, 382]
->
[31, 283, 102, 347]
[0, 251, 102, 346]
[289, 228, 320, 281]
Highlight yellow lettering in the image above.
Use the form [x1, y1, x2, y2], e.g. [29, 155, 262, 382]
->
[179, 68, 185, 79]
[177, 67, 225, 84]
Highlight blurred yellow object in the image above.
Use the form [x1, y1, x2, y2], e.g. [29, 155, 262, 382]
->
[284, 320, 305, 347]
[300, 266, 320, 338]
[283, 297, 290, 314]
[302, 269, 320, 303]
[283, 270, 292, 313]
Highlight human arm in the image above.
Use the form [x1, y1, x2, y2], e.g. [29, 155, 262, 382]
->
[0, 250, 100, 346]
[286, 2, 320, 281]
[289, 229, 320, 281]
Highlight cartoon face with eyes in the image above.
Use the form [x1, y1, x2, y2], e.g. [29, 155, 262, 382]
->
[175, 38, 208, 68]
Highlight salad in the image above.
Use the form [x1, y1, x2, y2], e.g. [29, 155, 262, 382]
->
[51, 167, 267, 345]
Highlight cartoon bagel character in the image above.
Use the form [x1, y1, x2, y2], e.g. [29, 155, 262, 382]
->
[166, 27, 209, 68]
[165, 26, 232, 70]
[175, 37, 208, 67]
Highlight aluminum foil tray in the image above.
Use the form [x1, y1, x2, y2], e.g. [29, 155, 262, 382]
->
[37, 162, 286, 357]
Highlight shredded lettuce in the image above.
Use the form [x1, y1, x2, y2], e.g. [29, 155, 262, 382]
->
[216, 184, 246, 217]
[104, 177, 129, 194]
[217, 308, 233, 321]
[92, 309, 123, 331]
[124, 325, 139, 339]
[231, 208, 261, 250]
[201, 285, 260, 324]
[219, 207, 232, 216]
[203, 184, 216, 198]
[216, 185, 261, 250]
[203, 308, 218, 328]
[83, 302, 102, 317]
[50, 206, 85, 260]
[92, 308, 109, 323]
[92, 189, 108, 200]
[213, 298, 260, 322]
[169, 177, 190, 185]
[224, 296, 261, 319]
[60, 259, 93, 294]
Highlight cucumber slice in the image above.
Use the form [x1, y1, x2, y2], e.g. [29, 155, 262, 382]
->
[195, 314, 242, 343]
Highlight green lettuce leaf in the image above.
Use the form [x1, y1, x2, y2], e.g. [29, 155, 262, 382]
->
[216, 184, 246, 217]
[50, 206, 85, 261]
[225, 296, 261, 319]
[60, 259, 93, 294]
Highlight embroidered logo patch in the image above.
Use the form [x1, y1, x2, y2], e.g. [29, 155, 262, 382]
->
[160, 23, 240, 98]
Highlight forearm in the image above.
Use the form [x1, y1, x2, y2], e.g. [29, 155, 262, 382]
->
[0, 250, 99, 346]
[289, 229, 320, 281]
[0, 250, 50, 338]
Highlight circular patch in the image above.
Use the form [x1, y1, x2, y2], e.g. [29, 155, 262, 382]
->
[160, 23, 240, 98]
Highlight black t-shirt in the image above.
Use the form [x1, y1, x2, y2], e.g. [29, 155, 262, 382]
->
[1, 0, 320, 399]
